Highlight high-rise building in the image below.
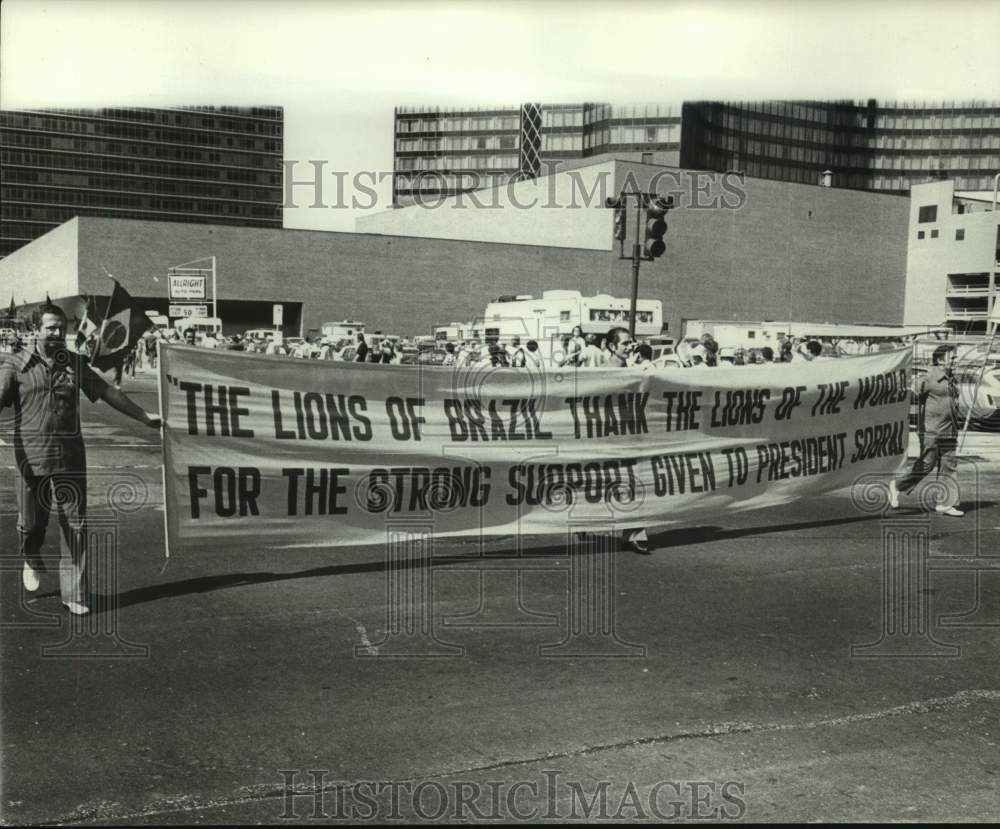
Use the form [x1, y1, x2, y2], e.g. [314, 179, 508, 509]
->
[0, 106, 284, 258]
[393, 103, 682, 205]
[393, 99, 1000, 205]
[681, 99, 1000, 194]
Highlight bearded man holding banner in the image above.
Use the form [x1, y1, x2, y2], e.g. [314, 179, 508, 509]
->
[0, 301, 160, 615]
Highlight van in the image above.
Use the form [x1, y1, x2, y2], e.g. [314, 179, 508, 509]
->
[176, 317, 223, 341]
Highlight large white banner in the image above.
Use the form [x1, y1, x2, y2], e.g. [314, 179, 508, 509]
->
[159, 346, 910, 552]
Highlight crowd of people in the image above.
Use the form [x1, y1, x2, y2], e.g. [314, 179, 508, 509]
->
[4, 320, 911, 375]
[666, 332, 905, 368]
[238, 327, 903, 371]
[438, 328, 893, 371]
[168, 329, 408, 362]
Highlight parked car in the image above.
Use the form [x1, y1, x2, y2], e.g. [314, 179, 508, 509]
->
[651, 353, 687, 369]
[398, 346, 422, 365]
[244, 329, 274, 342]
[648, 342, 676, 363]
[416, 350, 448, 366]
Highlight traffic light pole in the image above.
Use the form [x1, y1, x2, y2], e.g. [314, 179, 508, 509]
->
[629, 205, 642, 337]
[608, 190, 672, 339]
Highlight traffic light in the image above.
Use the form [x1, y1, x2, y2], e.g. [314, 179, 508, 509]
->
[613, 204, 627, 241]
[642, 195, 673, 259]
[605, 195, 627, 242]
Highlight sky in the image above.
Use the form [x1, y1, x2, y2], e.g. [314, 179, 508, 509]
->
[2, 0, 1000, 232]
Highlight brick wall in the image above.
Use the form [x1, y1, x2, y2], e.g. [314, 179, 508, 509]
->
[606, 162, 909, 334]
[73, 218, 616, 337]
[1, 169, 910, 339]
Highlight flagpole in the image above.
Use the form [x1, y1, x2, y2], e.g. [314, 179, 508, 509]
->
[156, 338, 171, 561]
[101, 267, 116, 319]
[958, 319, 998, 456]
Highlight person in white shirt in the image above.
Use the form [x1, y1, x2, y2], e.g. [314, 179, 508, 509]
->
[579, 333, 606, 367]
[509, 336, 527, 368]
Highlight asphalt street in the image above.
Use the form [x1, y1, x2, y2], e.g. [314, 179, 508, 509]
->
[2, 370, 999, 824]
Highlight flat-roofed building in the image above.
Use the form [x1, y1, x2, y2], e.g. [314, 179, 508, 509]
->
[2, 159, 911, 340]
[681, 99, 1000, 194]
[393, 99, 1000, 207]
[0, 106, 284, 258]
[905, 180, 1000, 335]
[393, 103, 681, 206]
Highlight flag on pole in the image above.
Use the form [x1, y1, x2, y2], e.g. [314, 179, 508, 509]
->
[74, 295, 102, 352]
[90, 278, 153, 371]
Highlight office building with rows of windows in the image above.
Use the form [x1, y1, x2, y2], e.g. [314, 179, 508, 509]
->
[680, 99, 1000, 194]
[0, 106, 284, 258]
[395, 99, 1000, 205]
[393, 103, 681, 205]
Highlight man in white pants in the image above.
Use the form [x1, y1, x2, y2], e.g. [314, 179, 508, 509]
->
[0, 304, 161, 615]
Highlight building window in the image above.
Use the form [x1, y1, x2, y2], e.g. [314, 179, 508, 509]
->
[956, 228, 965, 241]
[931, 229, 939, 238]
[918, 204, 937, 223]
[917, 231, 925, 239]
